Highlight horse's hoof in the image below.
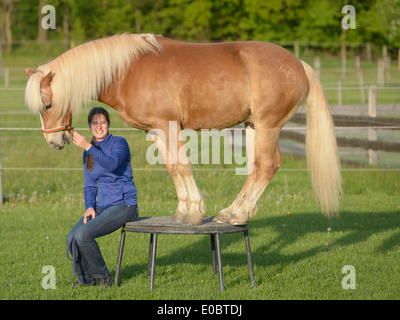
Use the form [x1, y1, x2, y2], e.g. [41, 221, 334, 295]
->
[229, 213, 248, 225]
[172, 212, 187, 223]
[183, 213, 204, 225]
[213, 210, 232, 223]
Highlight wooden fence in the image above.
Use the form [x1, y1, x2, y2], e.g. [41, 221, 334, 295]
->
[282, 113, 400, 154]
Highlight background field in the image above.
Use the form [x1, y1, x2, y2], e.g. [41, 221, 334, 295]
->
[1, 48, 400, 300]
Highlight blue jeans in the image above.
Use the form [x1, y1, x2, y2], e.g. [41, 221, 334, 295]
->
[66, 205, 138, 284]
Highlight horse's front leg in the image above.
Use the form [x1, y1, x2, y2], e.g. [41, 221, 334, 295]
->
[147, 130, 190, 221]
[175, 135, 205, 225]
[147, 127, 205, 224]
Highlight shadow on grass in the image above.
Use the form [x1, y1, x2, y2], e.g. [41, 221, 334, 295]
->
[116, 210, 400, 285]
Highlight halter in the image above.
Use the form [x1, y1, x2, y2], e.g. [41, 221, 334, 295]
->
[41, 105, 74, 134]
[36, 70, 74, 134]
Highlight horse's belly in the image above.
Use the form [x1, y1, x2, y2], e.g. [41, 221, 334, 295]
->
[181, 104, 249, 130]
[177, 75, 250, 129]
[178, 84, 250, 130]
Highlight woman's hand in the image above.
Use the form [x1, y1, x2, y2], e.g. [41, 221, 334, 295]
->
[72, 131, 92, 151]
[84, 207, 96, 224]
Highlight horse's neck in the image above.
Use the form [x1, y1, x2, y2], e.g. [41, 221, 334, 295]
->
[97, 87, 120, 112]
[97, 68, 130, 113]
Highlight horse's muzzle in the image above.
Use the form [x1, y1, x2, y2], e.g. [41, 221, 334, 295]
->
[46, 131, 72, 150]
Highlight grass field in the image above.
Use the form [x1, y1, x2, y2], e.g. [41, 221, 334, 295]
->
[1, 51, 400, 301]
[1, 146, 400, 300]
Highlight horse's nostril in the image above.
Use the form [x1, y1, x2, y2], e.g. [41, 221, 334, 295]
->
[63, 134, 71, 145]
[50, 141, 63, 150]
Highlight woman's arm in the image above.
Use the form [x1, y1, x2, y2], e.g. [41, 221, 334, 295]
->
[73, 131, 129, 172]
[86, 137, 130, 172]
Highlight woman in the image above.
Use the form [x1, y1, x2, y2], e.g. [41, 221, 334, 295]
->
[67, 107, 138, 288]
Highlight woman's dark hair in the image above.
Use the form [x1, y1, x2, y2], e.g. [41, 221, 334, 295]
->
[85, 107, 110, 171]
[88, 106, 110, 126]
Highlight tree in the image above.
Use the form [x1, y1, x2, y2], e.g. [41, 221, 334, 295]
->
[37, 0, 47, 43]
[1, 0, 13, 54]
[3, 0, 400, 54]
[360, 0, 400, 46]
[295, 0, 343, 43]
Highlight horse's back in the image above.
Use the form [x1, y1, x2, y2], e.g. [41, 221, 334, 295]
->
[122, 37, 308, 130]
[157, 36, 302, 72]
[155, 36, 307, 98]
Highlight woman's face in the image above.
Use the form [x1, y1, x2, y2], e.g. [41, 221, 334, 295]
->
[90, 113, 109, 142]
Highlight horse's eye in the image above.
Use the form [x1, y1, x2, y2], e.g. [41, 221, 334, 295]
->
[45, 103, 52, 110]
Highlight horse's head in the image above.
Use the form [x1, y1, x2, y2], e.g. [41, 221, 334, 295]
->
[25, 68, 73, 150]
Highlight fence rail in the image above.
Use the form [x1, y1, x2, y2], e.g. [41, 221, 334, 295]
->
[290, 113, 400, 128]
[280, 130, 400, 153]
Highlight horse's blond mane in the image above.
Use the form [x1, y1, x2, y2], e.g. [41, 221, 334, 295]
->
[25, 33, 162, 116]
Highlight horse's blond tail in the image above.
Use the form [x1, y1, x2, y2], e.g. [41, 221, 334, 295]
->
[301, 60, 342, 218]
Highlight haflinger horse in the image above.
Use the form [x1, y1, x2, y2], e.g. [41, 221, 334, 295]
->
[25, 33, 342, 225]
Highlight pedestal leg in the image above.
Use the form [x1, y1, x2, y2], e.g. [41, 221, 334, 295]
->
[215, 233, 224, 292]
[244, 229, 256, 288]
[114, 228, 126, 286]
[149, 233, 158, 290]
[210, 234, 217, 275]
[147, 233, 154, 277]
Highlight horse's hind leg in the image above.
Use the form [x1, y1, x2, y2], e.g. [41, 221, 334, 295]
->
[213, 124, 256, 223]
[230, 126, 281, 225]
[214, 125, 281, 225]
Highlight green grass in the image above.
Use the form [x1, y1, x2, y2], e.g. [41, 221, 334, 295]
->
[1, 165, 400, 299]
[1, 52, 400, 300]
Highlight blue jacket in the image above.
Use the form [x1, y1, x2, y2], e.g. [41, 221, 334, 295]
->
[83, 133, 137, 210]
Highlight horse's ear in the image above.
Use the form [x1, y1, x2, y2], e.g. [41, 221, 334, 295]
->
[40, 72, 53, 106]
[41, 71, 53, 89]
[25, 68, 35, 78]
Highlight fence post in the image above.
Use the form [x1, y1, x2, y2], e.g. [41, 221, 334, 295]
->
[337, 78, 342, 108]
[0, 59, 4, 82]
[366, 42, 372, 62]
[368, 85, 377, 166]
[314, 56, 321, 79]
[355, 56, 365, 103]
[377, 59, 384, 87]
[398, 48, 400, 72]
[382, 45, 387, 65]
[368, 85, 377, 117]
[4, 67, 9, 88]
[341, 44, 346, 77]
[294, 41, 299, 57]
[385, 56, 391, 82]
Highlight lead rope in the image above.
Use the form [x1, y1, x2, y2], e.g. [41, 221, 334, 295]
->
[66, 235, 79, 278]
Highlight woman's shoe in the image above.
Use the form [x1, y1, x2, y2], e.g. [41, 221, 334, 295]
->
[96, 275, 113, 288]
